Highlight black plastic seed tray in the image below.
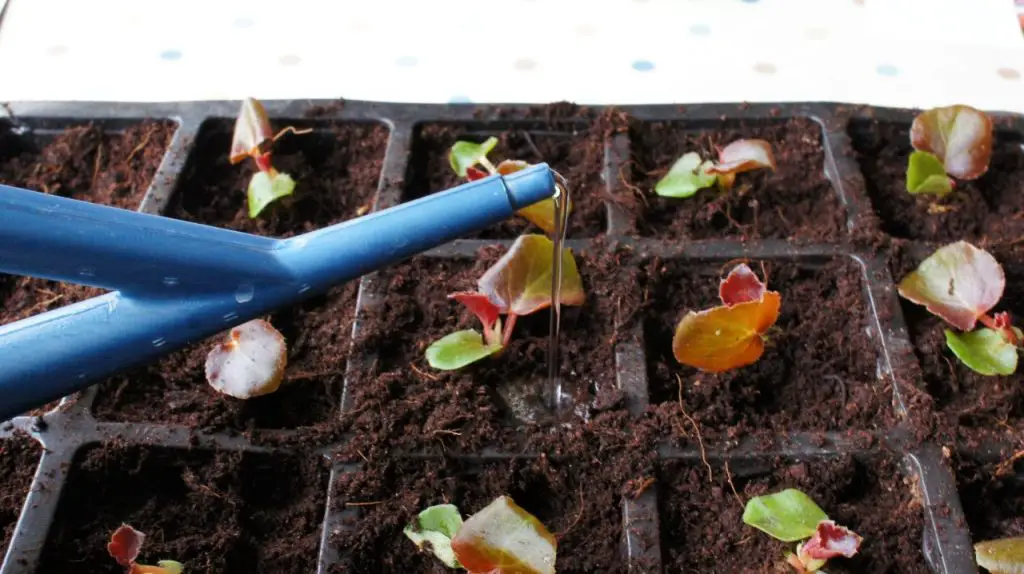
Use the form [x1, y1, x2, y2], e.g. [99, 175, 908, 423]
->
[1, 99, 1023, 574]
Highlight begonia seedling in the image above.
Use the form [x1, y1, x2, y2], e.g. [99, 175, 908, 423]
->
[654, 139, 776, 198]
[205, 319, 288, 399]
[425, 234, 584, 371]
[230, 97, 311, 218]
[108, 524, 185, 574]
[449, 137, 570, 235]
[404, 496, 556, 574]
[897, 241, 1022, 376]
[975, 536, 1024, 573]
[672, 263, 781, 372]
[743, 489, 862, 573]
[905, 105, 993, 196]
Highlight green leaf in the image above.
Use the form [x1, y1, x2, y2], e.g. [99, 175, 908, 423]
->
[449, 137, 498, 177]
[654, 152, 717, 198]
[425, 330, 503, 370]
[157, 560, 185, 574]
[743, 489, 828, 542]
[404, 504, 464, 568]
[477, 234, 585, 316]
[907, 151, 953, 196]
[976, 537, 1024, 574]
[945, 328, 1019, 376]
[248, 171, 296, 218]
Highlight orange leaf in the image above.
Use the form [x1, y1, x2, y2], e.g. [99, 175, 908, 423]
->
[672, 292, 781, 372]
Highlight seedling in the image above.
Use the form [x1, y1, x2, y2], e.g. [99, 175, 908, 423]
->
[975, 536, 1024, 573]
[449, 137, 570, 235]
[654, 139, 776, 198]
[744, 489, 862, 573]
[671, 263, 781, 372]
[905, 104, 993, 196]
[229, 97, 312, 217]
[404, 496, 556, 574]
[108, 524, 184, 574]
[425, 234, 584, 370]
[205, 319, 288, 398]
[897, 241, 1022, 376]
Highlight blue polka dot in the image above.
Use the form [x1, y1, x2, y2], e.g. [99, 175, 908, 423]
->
[689, 24, 711, 36]
[632, 60, 655, 72]
[448, 95, 473, 104]
[876, 64, 899, 77]
[740, 0, 759, 3]
[233, 17, 254, 29]
[395, 56, 419, 67]
[160, 49, 182, 61]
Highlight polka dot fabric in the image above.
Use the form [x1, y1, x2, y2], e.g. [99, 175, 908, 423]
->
[0, 0, 1020, 112]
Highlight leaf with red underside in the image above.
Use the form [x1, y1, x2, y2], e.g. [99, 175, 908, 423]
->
[672, 291, 781, 372]
[911, 105, 993, 180]
[478, 234, 584, 316]
[466, 166, 489, 181]
[719, 263, 767, 306]
[705, 139, 776, 191]
[799, 520, 862, 561]
[450, 292, 501, 334]
[897, 241, 1005, 331]
[451, 496, 557, 574]
[109, 524, 145, 567]
[230, 97, 275, 164]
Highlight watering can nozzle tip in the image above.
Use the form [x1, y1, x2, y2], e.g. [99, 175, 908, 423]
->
[503, 162, 557, 210]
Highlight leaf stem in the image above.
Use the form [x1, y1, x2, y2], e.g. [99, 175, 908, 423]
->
[479, 156, 498, 175]
[502, 314, 518, 347]
[254, 152, 274, 173]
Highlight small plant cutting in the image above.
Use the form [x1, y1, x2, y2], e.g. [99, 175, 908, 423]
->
[425, 234, 585, 370]
[449, 137, 570, 235]
[975, 536, 1024, 573]
[403, 495, 556, 574]
[653, 139, 776, 198]
[671, 263, 781, 372]
[205, 318, 288, 399]
[107, 524, 184, 573]
[897, 241, 1023, 376]
[229, 96, 312, 217]
[743, 489, 863, 573]
[905, 104, 993, 197]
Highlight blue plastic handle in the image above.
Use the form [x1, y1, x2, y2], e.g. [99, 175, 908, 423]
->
[0, 163, 555, 420]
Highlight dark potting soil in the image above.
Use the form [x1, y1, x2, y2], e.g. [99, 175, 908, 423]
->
[332, 456, 629, 573]
[0, 434, 40, 559]
[850, 120, 1024, 244]
[659, 454, 927, 573]
[91, 282, 358, 430]
[36, 443, 328, 574]
[955, 456, 1024, 544]
[627, 117, 846, 241]
[165, 119, 388, 237]
[340, 242, 642, 455]
[404, 123, 608, 239]
[642, 257, 893, 436]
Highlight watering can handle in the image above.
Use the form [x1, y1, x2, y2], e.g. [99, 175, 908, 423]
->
[0, 164, 556, 421]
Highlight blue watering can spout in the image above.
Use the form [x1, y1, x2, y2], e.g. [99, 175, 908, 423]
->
[0, 163, 557, 421]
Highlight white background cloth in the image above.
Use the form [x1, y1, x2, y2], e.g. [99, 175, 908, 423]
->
[0, 0, 1021, 112]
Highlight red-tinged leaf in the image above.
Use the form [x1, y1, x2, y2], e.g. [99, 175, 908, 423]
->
[911, 105, 993, 180]
[672, 291, 781, 372]
[450, 291, 501, 331]
[799, 520, 862, 561]
[897, 241, 1005, 331]
[478, 234, 585, 316]
[706, 139, 777, 178]
[719, 264, 767, 306]
[466, 166, 489, 181]
[230, 97, 274, 164]
[451, 496, 557, 574]
[108, 524, 145, 567]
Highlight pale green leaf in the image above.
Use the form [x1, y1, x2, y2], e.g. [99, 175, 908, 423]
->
[157, 560, 185, 574]
[247, 171, 296, 218]
[425, 330, 503, 370]
[449, 137, 498, 177]
[945, 328, 1018, 376]
[906, 151, 953, 196]
[976, 537, 1024, 573]
[404, 504, 464, 568]
[743, 489, 828, 542]
[654, 152, 717, 198]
